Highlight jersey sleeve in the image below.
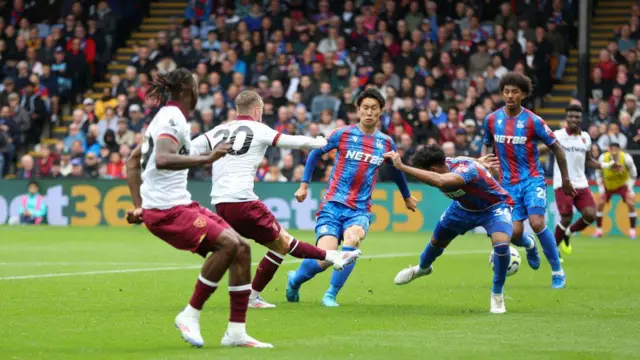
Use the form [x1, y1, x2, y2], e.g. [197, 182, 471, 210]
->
[533, 116, 556, 147]
[254, 122, 282, 146]
[452, 161, 480, 184]
[482, 114, 494, 146]
[157, 114, 186, 145]
[191, 133, 213, 156]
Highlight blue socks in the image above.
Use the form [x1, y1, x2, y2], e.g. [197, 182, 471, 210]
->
[419, 242, 444, 269]
[290, 258, 325, 289]
[492, 242, 511, 294]
[326, 246, 358, 297]
[511, 232, 534, 249]
[536, 227, 563, 272]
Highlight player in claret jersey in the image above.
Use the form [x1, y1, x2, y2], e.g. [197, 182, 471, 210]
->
[542, 105, 608, 255]
[386, 145, 514, 314]
[191, 91, 360, 309]
[288, 88, 419, 307]
[482, 72, 575, 289]
[125, 69, 272, 349]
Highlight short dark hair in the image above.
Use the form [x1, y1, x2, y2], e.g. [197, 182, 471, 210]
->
[610, 142, 621, 148]
[566, 104, 583, 114]
[355, 88, 385, 108]
[498, 72, 533, 96]
[412, 144, 446, 170]
[27, 181, 39, 189]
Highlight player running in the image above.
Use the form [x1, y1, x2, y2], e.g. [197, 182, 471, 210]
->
[386, 145, 513, 314]
[287, 88, 419, 307]
[482, 72, 575, 289]
[191, 90, 361, 309]
[594, 142, 638, 239]
[125, 69, 272, 349]
[541, 105, 609, 255]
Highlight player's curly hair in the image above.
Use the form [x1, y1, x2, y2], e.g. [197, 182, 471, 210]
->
[412, 144, 446, 170]
[566, 104, 583, 113]
[147, 68, 195, 102]
[356, 88, 386, 108]
[498, 72, 533, 97]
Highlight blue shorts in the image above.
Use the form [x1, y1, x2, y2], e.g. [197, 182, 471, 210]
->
[315, 201, 371, 243]
[502, 177, 547, 222]
[434, 202, 514, 242]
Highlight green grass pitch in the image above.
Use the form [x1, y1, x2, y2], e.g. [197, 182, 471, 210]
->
[1, 227, 639, 360]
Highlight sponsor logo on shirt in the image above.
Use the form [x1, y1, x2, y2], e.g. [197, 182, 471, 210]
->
[444, 189, 466, 199]
[345, 150, 385, 165]
[493, 135, 527, 144]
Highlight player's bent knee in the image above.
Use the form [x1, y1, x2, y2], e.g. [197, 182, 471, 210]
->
[235, 237, 251, 261]
[217, 229, 240, 255]
[343, 226, 365, 247]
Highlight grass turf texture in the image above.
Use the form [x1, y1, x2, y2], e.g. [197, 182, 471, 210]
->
[1, 227, 638, 360]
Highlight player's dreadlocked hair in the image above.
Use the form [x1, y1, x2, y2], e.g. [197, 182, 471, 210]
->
[412, 144, 446, 170]
[356, 88, 386, 108]
[147, 68, 194, 102]
[498, 72, 533, 97]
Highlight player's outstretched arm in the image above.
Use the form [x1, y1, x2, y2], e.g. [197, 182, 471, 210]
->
[155, 137, 230, 170]
[549, 142, 577, 197]
[126, 144, 143, 208]
[126, 144, 144, 224]
[275, 133, 328, 149]
[383, 151, 464, 189]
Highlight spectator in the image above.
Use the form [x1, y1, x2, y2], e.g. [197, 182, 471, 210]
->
[454, 128, 470, 156]
[37, 145, 56, 177]
[84, 152, 100, 178]
[442, 141, 456, 158]
[622, 94, 640, 124]
[281, 154, 295, 181]
[105, 151, 125, 179]
[16, 181, 47, 225]
[16, 154, 39, 179]
[311, 82, 339, 121]
[598, 123, 628, 150]
[264, 165, 287, 182]
[64, 123, 85, 150]
[115, 119, 135, 147]
[428, 100, 446, 127]
[70, 158, 84, 177]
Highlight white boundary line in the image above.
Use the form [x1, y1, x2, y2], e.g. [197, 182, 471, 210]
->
[0, 250, 487, 281]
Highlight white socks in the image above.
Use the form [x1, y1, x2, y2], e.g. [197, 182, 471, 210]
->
[183, 304, 201, 318]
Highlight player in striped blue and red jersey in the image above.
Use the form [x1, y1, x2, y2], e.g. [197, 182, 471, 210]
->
[287, 88, 419, 307]
[481, 72, 576, 289]
[385, 144, 514, 313]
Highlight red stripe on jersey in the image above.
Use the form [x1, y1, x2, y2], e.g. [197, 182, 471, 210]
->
[272, 132, 282, 146]
[347, 136, 375, 207]
[324, 130, 351, 201]
[486, 113, 502, 183]
[503, 117, 520, 185]
[158, 133, 179, 145]
[526, 116, 540, 178]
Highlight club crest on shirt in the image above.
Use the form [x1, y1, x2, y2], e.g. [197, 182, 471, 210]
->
[319, 225, 329, 234]
[193, 216, 207, 228]
[376, 139, 384, 149]
[517, 120, 525, 128]
[352, 136, 358, 143]
[582, 136, 587, 144]
[455, 165, 469, 173]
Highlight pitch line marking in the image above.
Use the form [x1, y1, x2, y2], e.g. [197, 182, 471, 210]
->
[0, 250, 487, 281]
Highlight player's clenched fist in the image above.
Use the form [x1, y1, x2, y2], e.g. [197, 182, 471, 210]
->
[404, 195, 418, 212]
[126, 208, 143, 224]
[383, 151, 403, 169]
[295, 183, 308, 202]
[209, 142, 231, 162]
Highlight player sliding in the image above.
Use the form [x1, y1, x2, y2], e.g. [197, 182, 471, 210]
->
[125, 69, 272, 349]
[540, 105, 610, 255]
[482, 72, 575, 289]
[288, 88, 419, 307]
[594, 142, 638, 239]
[386, 145, 513, 313]
[191, 90, 360, 309]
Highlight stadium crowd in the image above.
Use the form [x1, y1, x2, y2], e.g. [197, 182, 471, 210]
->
[3, 0, 640, 184]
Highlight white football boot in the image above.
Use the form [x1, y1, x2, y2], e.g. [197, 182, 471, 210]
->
[394, 265, 433, 285]
[221, 332, 274, 348]
[490, 293, 506, 314]
[175, 311, 205, 347]
[326, 249, 362, 271]
[248, 296, 276, 309]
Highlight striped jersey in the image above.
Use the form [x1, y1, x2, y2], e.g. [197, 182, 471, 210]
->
[303, 125, 401, 212]
[444, 157, 514, 211]
[482, 107, 556, 185]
